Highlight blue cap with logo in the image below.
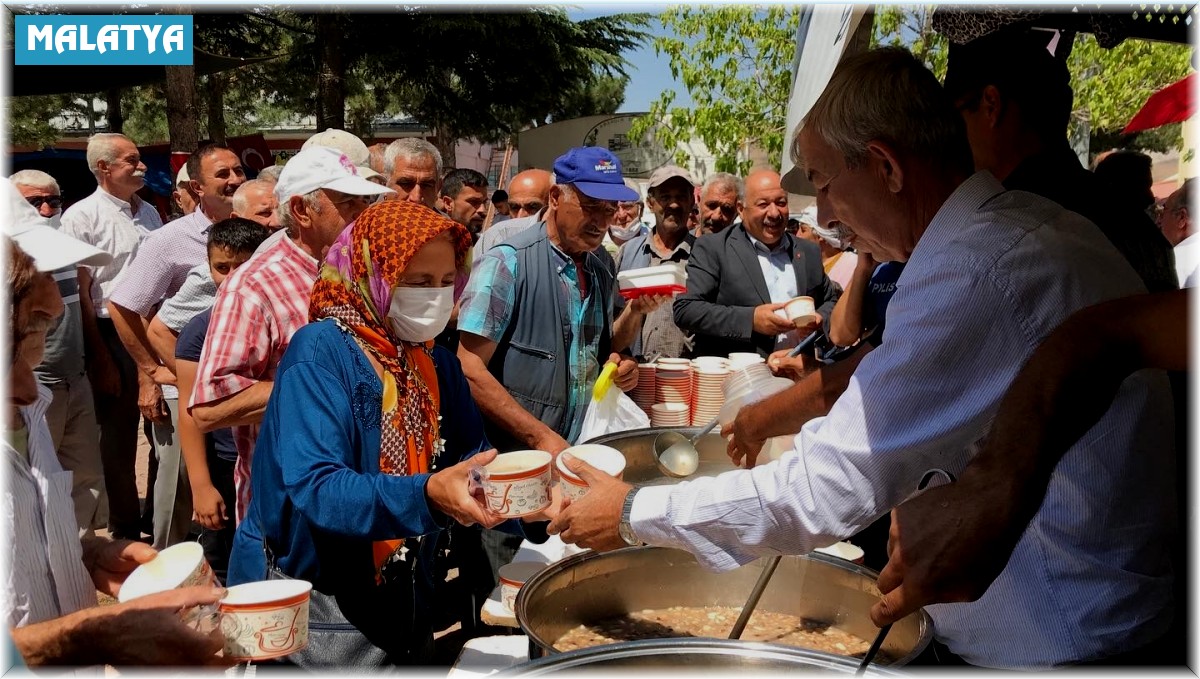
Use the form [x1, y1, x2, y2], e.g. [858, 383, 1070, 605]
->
[552, 147, 640, 202]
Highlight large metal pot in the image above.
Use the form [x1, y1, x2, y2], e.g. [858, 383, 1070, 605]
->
[584, 426, 738, 485]
[497, 638, 908, 675]
[516, 547, 932, 666]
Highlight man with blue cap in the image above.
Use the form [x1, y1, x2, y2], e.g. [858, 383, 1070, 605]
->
[457, 147, 645, 578]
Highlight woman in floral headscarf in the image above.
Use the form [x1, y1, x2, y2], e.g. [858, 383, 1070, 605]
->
[227, 200, 550, 667]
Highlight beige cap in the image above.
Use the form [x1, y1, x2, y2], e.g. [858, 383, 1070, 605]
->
[302, 128, 381, 180]
[175, 164, 190, 186]
[647, 165, 695, 190]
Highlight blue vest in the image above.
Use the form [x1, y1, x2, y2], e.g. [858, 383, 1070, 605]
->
[485, 224, 614, 450]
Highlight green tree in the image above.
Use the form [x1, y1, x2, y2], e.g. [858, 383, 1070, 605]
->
[869, 6, 1193, 154]
[549, 73, 630, 124]
[1068, 33, 1192, 153]
[629, 7, 801, 174]
[872, 5, 948, 79]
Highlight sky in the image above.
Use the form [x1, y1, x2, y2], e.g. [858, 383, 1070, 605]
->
[565, 7, 695, 114]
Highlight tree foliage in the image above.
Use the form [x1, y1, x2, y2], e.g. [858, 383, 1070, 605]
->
[872, 5, 948, 79]
[870, 5, 1194, 154]
[628, 7, 801, 175]
[1068, 33, 1192, 153]
[5, 8, 647, 156]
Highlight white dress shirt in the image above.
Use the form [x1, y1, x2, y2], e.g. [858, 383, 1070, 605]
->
[60, 187, 163, 317]
[630, 172, 1175, 668]
[746, 232, 799, 349]
[3, 386, 97, 628]
[1173, 232, 1199, 288]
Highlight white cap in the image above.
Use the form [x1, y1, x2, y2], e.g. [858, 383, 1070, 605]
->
[3, 178, 111, 272]
[176, 164, 190, 186]
[302, 128, 382, 180]
[274, 146, 394, 204]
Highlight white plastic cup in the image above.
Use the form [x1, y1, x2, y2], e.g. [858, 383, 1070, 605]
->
[557, 444, 627, 501]
[219, 579, 313, 661]
[117, 542, 216, 603]
[481, 450, 553, 518]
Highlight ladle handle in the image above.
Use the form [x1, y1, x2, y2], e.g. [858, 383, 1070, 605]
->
[693, 416, 721, 441]
[728, 554, 782, 640]
[787, 330, 822, 358]
[855, 623, 893, 676]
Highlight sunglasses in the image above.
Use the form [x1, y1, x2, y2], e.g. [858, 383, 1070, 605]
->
[26, 196, 63, 210]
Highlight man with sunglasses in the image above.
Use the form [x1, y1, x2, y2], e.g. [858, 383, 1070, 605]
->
[191, 147, 393, 526]
[10, 170, 108, 537]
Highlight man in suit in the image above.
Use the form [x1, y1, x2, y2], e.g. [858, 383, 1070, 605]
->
[674, 169, 839, 358]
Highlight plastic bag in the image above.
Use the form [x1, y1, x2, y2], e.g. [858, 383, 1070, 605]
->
[576, 364, 651, 443]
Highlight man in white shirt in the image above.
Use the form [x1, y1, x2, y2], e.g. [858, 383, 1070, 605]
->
[549, 48, 1176, 668]
[1158, 179, 1196, 287]
[60, 132, 163, 541]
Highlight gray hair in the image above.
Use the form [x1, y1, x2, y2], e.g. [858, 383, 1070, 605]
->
[1167, 178, 1195, 212]
[86, 133, 134, 176]
[278, 188, 323, 238]
[10, 169, 60, 195]
[231, 179, 275, 215]
[701, 172, 743, 201]
[795, 47, 973, 177]
[383, 138, 442, 178]
[256, 165, 283, 183]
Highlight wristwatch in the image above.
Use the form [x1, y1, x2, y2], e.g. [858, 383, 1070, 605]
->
[618, 486, 642, 547]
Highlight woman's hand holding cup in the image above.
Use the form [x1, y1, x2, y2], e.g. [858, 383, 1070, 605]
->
[426, 449, 505, 529]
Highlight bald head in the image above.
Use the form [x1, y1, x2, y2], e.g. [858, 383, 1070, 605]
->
[740, 170, 790, 246]
[507, 169, 553, 218]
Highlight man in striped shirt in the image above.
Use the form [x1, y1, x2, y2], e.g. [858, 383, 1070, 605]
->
[550, 48, 1176, 668]
[191, 146, 393, 523]
[4, 183, 224, 666]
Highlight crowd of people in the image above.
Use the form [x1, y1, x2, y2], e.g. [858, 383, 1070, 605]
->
[2, 27, 1193, 671]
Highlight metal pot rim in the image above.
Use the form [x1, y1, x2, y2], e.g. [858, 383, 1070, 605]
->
[515, 546, 932, 665]
[496, 637, 911, 676]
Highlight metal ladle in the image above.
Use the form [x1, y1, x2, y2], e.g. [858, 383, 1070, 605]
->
[652, 416, 719, 478]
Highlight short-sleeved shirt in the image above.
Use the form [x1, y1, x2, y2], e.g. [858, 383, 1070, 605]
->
[60, 187, 163, 316]
[157, 263, 218, 333]
[35, 267, 85, 383]
[458, 240, 609, 445]
[863, 261, 905, 346]
[176, 309, 237, 463]
[192, 234, 319, 522]
[108, 207, 212, 317]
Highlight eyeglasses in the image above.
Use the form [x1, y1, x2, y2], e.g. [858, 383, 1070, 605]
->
[26, 196, 62, 210]
[392, 178, 438, 193]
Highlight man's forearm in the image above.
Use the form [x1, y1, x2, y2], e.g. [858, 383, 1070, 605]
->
[77, 270, 113, 368]
[11, 607, 103, 666]
[459, 355, 554, 447]
[192, 381, 273, 433]
[743, 345, 869, 441]
[105, 302, 161, 378]
[966, 289, 1190, 549]
[828, 264, 872, 347]
[611, 304, 644, 353]
[146, 318, 179, 375]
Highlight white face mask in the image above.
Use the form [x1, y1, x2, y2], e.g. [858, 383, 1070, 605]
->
[387, 286, 455, 343]
[609, 221, 644, 241]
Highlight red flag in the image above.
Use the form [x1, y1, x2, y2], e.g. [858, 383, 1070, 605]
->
[1123, 74, 1195, 135]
